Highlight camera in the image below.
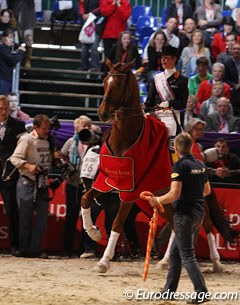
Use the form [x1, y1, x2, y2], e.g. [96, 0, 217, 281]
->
[78, 129, 102, 145]
[37, 167, 49, 189]
[49, 160, 76, 191]
[50, 115, 61, 131]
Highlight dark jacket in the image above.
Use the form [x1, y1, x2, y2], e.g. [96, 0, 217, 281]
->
[166, 3, 193, 26]
[145, 71, 189, 111]
[230, 86, 240, 117]
[0, 115, 25, 179]
[207, 153, 240, 184]
[0, 44, 25, 82]
[108, 44, 142, 69]
[84, 0, 101, 18]
[223, 56, 239, 88]
[205, 113, 240, 133]
[146, 46, 163, 72]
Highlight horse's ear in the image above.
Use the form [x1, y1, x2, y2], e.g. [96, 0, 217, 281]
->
[105, 58, 113, 70]
[122, 60, 135, 72]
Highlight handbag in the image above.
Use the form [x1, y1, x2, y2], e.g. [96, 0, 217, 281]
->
[79, 12, 96, 44]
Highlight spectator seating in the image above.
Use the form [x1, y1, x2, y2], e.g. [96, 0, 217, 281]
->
[36, 11, 44, 22]
[131, 5, 153, 27]
[137, 26, 155, 48]
[222, 10, 232, 17]
[135, 16, 157, 48]
[136, 16, 158, 34]
[51, 0, 80, 25]
[161, 7, 167, 28]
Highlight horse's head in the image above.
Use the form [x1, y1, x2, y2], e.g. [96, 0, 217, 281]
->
[98, 59, 139, 122]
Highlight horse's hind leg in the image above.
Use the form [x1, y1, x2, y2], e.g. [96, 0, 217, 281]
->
[203, 200, 224, 273]
[156, 229, 175, 270]
[81, 188, 102, 241]
[93, 201, 133, 273]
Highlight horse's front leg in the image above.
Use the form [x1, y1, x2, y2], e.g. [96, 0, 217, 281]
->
[81, 188, 102, 241]
[93, 201, 133, 273]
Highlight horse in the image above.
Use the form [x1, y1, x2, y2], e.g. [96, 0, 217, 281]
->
[81, 59, 238, 274]
[81, 59, 173, 273]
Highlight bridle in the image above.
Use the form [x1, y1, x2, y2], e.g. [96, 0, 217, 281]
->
[102, 71, 144, 120]
[102, 72, 129, 108]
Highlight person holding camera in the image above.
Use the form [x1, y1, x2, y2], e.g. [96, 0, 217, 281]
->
[10, 114, 52, 259]
[60, 115, 96, 258]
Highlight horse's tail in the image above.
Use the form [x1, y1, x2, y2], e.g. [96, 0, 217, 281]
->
[206, 188, 239, 244]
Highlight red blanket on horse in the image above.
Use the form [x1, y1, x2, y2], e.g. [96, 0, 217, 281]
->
[93, 115, 172, 216]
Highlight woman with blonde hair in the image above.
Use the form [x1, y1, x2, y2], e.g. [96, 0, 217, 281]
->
[180, 29, 211, 77]
[60, 115, 93, 257]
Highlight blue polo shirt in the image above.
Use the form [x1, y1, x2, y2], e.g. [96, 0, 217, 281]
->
[171, 154, 208, 216]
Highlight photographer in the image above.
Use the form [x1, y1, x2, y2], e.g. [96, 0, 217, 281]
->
[10, 114, 52, 259]
[60, 115, 98, 258]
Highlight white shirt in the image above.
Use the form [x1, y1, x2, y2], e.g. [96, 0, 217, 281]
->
[164, 68, 176, 79]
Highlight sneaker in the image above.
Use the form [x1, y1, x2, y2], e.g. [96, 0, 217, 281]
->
[80, 252, 95, 259]
[88, 68, 99, 72]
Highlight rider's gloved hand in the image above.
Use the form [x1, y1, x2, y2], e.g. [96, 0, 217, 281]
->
[159, 101, 169, 108]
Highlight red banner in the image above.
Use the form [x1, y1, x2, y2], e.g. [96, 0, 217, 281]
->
[0, 184, 239, 259]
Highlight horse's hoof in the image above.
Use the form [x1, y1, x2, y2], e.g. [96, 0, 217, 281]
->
[212, 259, 224, 273]
[93, 261, 110, 273]
[87, 226, 102, 241]
[156, 257, 169, 270]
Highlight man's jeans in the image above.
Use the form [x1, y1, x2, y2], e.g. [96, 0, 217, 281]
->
[81, 34, 101, 70]
[0, 79, 11, 95]
[16, 176, 49, 253]
[164, 213, 208, 294]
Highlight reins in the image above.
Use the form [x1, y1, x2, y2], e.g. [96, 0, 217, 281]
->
[114, 105, 144, 120]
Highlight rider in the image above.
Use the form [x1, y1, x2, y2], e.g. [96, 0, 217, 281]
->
[145, 45, 188, 138]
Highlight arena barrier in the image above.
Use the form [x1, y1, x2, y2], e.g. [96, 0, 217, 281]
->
[0, 182, 239, 259]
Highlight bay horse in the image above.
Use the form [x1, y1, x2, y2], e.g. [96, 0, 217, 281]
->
[81, 59, 238, 273]
[81, 59, 173, 273]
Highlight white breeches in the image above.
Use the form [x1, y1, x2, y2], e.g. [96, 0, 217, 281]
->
[155, 110, 181, 137]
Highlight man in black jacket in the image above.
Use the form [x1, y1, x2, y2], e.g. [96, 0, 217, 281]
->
[0, 95, 26, 255]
